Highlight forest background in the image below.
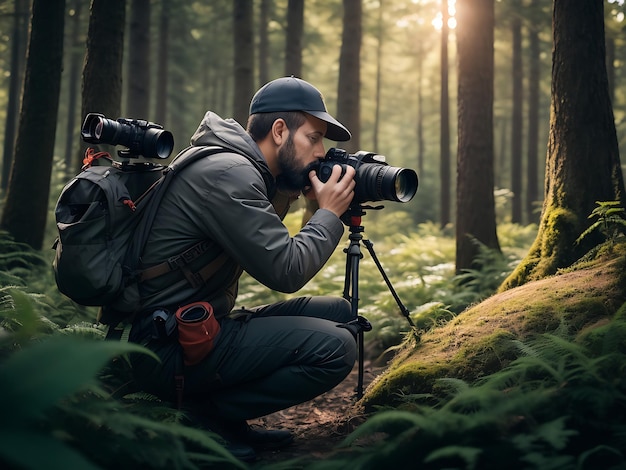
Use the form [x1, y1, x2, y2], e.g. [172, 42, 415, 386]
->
[0, 0, 626, 469]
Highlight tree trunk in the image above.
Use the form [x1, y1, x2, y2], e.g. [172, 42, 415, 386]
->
[126, 0, 151, 118]
[258, 0, 271, 86]
[154, 0, 170, 126]
[63, 0, 84, 175]
[285, 0, 303, 77]
[233, 0, 254, 127]
[440, 1, 451, 229]
[81, 0, 126, 172]
[373, 0, 384, 153]
[416, 47, 424, 178]
[336, 0, 361, 151]
[455, 0, 500, 273]
[0, 0, 65, 249]
[606, 36, 615, 105]
[511, 9, 523, 224]
[526, 0, 541, 224]
[501, 0, 626, 290]
[1, 0, 28, 192]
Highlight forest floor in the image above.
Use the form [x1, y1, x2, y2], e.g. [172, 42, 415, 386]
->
[248, 361, 384, 467]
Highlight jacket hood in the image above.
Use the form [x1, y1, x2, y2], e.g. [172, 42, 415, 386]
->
[190, 111, 271, 174]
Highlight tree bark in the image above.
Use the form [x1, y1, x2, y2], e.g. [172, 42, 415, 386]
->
[0, 0, 66, 249]
[511, 8, 523, 224]
[285, 0, 304, 77]
[81, 0, 126, 171]
[154, 0, 170, 126]
[258, 0, 271, 86]
[501, 0, 626, 290]
[126, 0, 151, 118]
[455, 0, 500, 273]
[440, 0, 451, 229]
[233, 0, 254, 127]
[63, 0, 84, 175]
[373, 0, 384, 153]
[526, 0, 541, 224]
[1, 0, 28, 192]
[336, 0, 361, 152]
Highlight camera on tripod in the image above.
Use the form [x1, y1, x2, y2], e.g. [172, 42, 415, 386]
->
[81, 113, 174, 160]
[315, 148, 418, 204]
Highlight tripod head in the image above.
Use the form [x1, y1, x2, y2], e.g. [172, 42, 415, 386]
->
[342, 204, 384, 229]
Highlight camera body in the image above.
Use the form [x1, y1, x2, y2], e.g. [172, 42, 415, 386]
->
[316, 148, 418, 204]
[81, 113, 174, 160]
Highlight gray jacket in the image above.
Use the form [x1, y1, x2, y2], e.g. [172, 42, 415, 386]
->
[138, 111, 344, 317]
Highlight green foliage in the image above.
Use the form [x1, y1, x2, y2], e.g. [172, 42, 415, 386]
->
[450, 237, 514, 309]
[409, 301, 455, 332]
[315, 322, 626, 469]
[576, 200, 626, 247]
[0, 218, 538, 468]
[0, 288, 245, 470]
[0, 231, 48, 287]
[236, 213, 535, 357]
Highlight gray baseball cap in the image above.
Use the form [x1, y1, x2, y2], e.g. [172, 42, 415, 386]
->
[249, 76, 351, 142]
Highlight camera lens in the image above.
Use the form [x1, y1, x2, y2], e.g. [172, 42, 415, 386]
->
[81, 113, 125, 145]
[356, 164, 418, 203]
[142, 127, 175, 160]
[391, 168, 419, 202]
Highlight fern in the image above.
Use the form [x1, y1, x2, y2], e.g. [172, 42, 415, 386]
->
[576, 200, 626, 247]
[450, 237, 515, 310]
[0, 286, 245, 470]
[325, 322, 626, 469]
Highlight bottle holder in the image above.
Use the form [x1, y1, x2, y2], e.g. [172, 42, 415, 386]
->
[175, 301, 220, 366]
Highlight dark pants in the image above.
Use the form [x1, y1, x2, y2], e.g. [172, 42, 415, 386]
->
[131, 296, 357, 421]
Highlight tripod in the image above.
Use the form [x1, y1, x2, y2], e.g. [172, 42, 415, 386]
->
[341, 205, 416, 400]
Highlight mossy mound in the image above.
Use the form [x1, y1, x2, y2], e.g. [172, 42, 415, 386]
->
[360, 240, 626, 410]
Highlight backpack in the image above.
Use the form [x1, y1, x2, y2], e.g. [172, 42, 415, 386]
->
[52, 145, 225, 324]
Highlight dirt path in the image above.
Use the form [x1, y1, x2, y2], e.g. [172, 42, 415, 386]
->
[249, 362, 382, 466]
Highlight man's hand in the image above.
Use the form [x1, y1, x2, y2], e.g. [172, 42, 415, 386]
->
[308, 164, 356, 218]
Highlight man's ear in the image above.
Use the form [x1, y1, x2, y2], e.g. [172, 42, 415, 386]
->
[270, 118, 289, 145]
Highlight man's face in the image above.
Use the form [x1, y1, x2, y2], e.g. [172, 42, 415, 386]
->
[275, 114, 327, 192]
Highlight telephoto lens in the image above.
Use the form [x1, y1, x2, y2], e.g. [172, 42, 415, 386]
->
[81, 113, 174, 160]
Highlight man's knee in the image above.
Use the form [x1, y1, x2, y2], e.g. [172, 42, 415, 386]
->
[331, 324, 357, 372]
[308, 295, 353, 323]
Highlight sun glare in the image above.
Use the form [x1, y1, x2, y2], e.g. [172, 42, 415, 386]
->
[432, 0, 457, 31]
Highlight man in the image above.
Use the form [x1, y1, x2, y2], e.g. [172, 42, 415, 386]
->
[128, 77, 358, 461]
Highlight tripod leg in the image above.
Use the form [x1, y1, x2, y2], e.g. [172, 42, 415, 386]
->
[363, 238, 415, 328]
[357, 330, 364, 400]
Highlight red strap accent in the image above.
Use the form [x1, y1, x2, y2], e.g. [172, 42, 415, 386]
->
[350, 215, 362, 226]
[82, 148, 112, 170]
[122, 199, 137, 212]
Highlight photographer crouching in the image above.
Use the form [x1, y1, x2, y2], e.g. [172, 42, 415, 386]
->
[125, 77, 361, 462]
[111, 75, 419, 462]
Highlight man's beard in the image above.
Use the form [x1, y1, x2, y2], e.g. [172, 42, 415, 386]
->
[275, 134, 314, 193]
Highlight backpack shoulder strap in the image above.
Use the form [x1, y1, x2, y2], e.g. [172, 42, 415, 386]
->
[125, 146, 227, 278]
[166, 145, 225, 174]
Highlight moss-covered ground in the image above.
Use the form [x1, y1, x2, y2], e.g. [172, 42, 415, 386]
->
[360, 240, 626, 410]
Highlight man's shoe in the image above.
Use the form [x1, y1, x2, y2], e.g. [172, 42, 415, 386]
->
[221, 420, 294, 451]
[184, 414, 258, 462]
[223, 441, 257, 463]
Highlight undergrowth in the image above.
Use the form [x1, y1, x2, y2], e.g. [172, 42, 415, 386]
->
[303, 319, 626, 469]
[0, 216, 543, 469]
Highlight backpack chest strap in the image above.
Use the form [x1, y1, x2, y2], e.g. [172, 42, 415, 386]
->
[139, 240, 229, 288]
